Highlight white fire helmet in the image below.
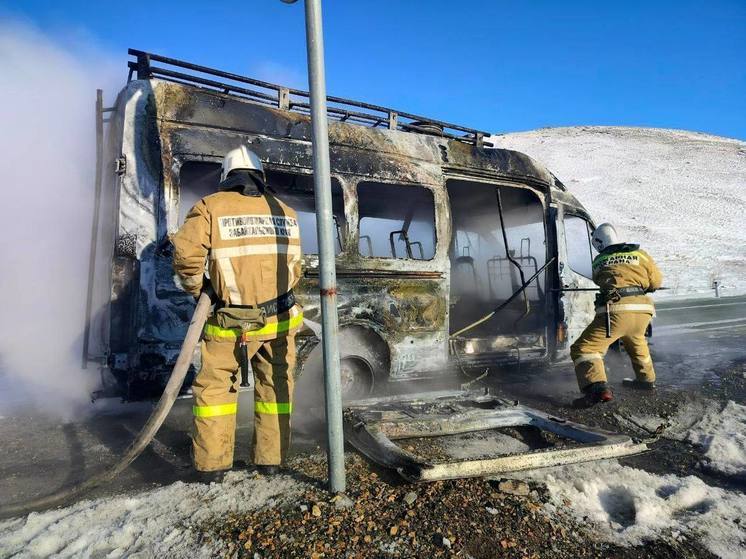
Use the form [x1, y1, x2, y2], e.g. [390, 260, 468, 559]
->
[591, 223, 620, 252]
[220, 146, 265, 183]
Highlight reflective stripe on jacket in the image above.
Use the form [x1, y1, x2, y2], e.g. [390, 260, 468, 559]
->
[171, 190, 303, 340]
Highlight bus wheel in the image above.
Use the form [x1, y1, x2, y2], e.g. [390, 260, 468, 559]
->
[294, 326, 389, 409]
[339, 355, 375, 401]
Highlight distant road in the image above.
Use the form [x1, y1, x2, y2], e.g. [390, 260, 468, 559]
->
[654, 294, 746, 336]
[650, 294, 746, 387]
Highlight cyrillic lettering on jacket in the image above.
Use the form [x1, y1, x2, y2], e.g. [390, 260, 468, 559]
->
[218, 215, 300, 240]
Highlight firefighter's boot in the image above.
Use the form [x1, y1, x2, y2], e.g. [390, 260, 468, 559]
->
[255, 465, 281, 476]
[194, 469, 229, 485]
[622, 378, 657, 390]
[572, 382, 614, 409]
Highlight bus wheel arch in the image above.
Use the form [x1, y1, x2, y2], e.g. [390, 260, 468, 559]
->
[294, 322, 391, 404]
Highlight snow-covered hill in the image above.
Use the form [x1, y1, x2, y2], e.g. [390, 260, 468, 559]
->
[491, 127, 746, 296]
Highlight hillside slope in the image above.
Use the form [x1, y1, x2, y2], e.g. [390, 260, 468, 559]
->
[491, 127, 746, 295]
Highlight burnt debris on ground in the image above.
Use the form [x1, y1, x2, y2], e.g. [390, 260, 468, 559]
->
[199, 453, 714, 559]
[486, 359, 746, 493]
[197, 361, 746, 558]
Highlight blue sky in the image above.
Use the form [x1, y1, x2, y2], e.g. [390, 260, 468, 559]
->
[4, 0, 745, 139]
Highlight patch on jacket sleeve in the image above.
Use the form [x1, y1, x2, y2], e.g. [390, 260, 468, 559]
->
[218, 214, 299, 240]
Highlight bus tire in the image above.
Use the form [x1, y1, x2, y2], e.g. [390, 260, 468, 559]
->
[294, 325, 390, 408]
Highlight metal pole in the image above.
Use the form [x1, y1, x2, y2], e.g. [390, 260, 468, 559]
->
[302, 0, 346, 493]
[82, 89, 105, 369]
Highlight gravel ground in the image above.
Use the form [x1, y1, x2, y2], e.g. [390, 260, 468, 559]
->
[196, 361, 746, 558]
[198, 454, 713, 559]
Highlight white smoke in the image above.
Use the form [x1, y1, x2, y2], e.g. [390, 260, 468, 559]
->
[0, 18, 121, 418]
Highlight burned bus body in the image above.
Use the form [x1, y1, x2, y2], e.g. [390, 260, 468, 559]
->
[92, 51, 600, 399]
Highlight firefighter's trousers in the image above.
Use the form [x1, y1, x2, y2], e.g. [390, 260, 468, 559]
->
[191, 335, 296, 472]
[570, 312, 655, 391]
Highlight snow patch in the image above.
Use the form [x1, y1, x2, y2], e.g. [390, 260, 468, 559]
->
[687, 401, 746, 479]
[523, 460, 746, 558]
[0, 471, 308, 559]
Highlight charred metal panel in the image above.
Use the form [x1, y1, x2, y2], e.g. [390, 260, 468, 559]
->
[153, 81, 441, 171]
[551, 188, 592, 216]
[111, 81, 196, 368]
[109, 82, 159, 362]
[446, 140, 559, 189]
[149, 80, 558, 192]
[344, 390, 648, 482]
[296, 273, 449, 379]
[450, 335, 545, 356]
[155, 81, 313, 141]
[163, 125, 444, 191]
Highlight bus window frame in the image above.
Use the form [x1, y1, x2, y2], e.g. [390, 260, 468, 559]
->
[353, 178, 445, 265]
[563, 212, 597, 280]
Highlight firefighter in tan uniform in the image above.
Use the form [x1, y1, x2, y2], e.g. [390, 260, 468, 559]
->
[171, 146, 303, 480]
[571, 223, 663, 408]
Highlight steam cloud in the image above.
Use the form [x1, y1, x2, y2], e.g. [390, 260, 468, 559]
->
[0, 18, 120, 418]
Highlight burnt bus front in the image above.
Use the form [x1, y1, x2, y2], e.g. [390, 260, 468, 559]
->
[102, 73, 595, 399]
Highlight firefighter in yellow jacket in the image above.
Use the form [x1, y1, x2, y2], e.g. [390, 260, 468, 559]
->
[571, 223, 663, 408]
[171, 146, 302, 480]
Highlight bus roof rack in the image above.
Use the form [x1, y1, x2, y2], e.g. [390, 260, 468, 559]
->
[128, 49, 490, 147]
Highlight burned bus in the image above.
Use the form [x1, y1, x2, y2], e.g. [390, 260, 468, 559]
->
[86, 50, 600, 400]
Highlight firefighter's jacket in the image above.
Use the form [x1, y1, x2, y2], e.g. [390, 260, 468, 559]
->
[171, 190, 303, 342]
[591, 243, 662, 315]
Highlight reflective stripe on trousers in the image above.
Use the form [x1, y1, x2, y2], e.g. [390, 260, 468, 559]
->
[204, 310, 303, 339]
[193, 402, 291, 416]
[193, 402, 237, 417]
[255, 401, 292, 414]
[191, 336, 297, 471]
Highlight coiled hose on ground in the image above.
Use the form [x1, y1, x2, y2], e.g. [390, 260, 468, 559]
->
[0, 292, 212, 519]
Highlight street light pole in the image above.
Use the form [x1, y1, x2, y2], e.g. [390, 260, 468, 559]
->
[286, 0, 346, 493]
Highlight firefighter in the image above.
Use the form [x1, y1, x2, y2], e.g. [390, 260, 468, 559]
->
[171, 146, 303, 481]
[570, 223, 662, 408]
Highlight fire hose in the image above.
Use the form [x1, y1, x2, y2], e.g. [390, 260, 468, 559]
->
[0, 292, 212, 519]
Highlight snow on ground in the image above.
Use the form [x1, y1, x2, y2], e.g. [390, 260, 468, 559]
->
[3, 401, 745, 558]
[630, 398, 746, 478]
[687, 400, 746, 479]
[524, 460, 746, 559]
[520, 398, 746, 558]
[491, 127, 746, 296]
[0, 472, 308, 559]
